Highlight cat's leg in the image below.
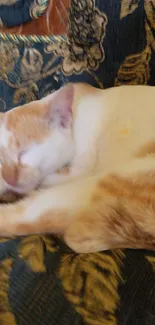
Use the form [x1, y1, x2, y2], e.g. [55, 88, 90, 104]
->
[42, 165, 94, 186]
[1, 157, 155, 252]
[0, 177, 98, 239]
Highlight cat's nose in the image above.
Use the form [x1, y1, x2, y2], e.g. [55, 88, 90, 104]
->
[1, 164, 18, 187]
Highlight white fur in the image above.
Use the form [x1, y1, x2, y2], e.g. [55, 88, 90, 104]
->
[21, 129, 74, 176]
[24, 177, 95, 222]
[0, 124, 12, 149]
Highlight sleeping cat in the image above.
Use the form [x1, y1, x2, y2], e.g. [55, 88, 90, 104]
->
[0, 83, 155, 253]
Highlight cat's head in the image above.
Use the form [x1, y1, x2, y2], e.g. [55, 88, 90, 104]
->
[0, 83, 74, 194]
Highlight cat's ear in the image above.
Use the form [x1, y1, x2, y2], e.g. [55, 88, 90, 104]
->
[42, 83, 74, 128]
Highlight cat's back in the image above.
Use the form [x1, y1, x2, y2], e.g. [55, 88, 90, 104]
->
[72, 83, 155, 171]
[74, 83, 155, 120]
[73, 84, 155, 171]
[98, 85, 155, 170]
[103, 85, 155, 115]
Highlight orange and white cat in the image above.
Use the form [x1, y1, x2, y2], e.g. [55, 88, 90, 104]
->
[0, 83, 155, 252]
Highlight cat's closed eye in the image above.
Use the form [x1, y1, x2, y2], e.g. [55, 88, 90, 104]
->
[18, 150, 27, 161]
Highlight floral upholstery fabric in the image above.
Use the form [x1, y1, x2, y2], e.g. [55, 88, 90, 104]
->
[0, 0, 155, 324]
[0, 0, 49, 27]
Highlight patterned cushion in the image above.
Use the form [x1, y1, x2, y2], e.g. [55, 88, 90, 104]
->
[0, 0, 49, 27]
[0, 1, 155, 325]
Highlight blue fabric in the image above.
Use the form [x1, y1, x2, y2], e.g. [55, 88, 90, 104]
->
[0, 0, 48, 27]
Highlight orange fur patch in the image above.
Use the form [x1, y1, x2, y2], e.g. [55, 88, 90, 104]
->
[15, 210, 69, 236]
[136, 141, 155, 157]
[6, 101, 50, 149]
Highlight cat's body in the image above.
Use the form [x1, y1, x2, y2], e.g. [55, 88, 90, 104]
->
[0, 83, 155, 252]
[42, 84, 155, 183]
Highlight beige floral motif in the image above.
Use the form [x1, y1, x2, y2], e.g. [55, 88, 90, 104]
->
[18, 235, 59, 272]
[43, 235, 59, 253]
[30, 0, 48, 19]
[20, 48, 43, 81]
[19, 236, 46, 272]
[46, 0, 107, 75]
[0, 41, 19, 77]
[146, 255, 155, 271]
[59, 250, 124, 325]
[47, 39, 105, 75]
[0, 17, 4, 27]
[0, 238, 11, 243]
[120, 0, 140, 19]
[145, 0, 155, 51]
[0, 0, 17, 4]
[0, 258, 17, 325]
[145, 0, 155, 28]
[145, 22, 155, 51]
[62, 41, 105, 75]
[115, 47, 151, 86]
[13, 83, 38, 105]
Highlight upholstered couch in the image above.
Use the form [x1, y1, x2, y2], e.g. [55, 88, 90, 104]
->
[0, 1, 155, 324]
